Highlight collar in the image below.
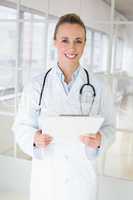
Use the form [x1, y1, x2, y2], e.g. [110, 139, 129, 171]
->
[55, 63, 81, 83]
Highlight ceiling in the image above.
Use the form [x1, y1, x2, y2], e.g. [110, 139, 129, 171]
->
[103, 0, 133, 20]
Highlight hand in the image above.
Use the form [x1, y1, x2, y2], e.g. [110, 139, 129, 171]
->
[80, 132, 102, 149]
[34, 129, 53, 148]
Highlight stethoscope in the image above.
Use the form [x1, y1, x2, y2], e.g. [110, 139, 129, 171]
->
[38, 67, 96, 115]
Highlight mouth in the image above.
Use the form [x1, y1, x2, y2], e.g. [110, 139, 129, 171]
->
[64, 53, 78, 59]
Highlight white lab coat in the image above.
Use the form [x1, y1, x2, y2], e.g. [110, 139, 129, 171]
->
[12, 65, 116, 200]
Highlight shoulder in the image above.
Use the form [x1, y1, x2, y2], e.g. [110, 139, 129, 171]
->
[92, 73, 113, 99]
[93, 74, 106, 88]
[85, 69, 112, 97]
[84, 69, 106, 90]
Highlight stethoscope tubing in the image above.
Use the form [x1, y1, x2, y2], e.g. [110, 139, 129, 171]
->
[38, 67, 96, 114]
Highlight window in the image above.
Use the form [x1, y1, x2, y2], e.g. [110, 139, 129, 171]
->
[93, 32, 101, 69]
[113, 38, 124, 72]
[22, 12, 46, 82]
[0, 6, 16, 96]
[47, 20, 57, 68]
[0, 5, 16, 19]
[92, 31, 108, 72]
[0, 5, 17, 156]
[101, 34, 109, 71]
[81, 29, 109, 73]
[81, 29, 92, 68]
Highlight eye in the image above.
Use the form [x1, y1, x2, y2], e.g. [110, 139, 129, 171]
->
[62, 39, 69, 43]
[75, 40, 83, 44]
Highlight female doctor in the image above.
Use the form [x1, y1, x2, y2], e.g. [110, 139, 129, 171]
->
[13, 13, 116, 200]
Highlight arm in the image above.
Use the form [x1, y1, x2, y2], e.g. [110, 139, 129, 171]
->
[97, 83, 116, 155]
[12, 80, 53, 158]
[12, 82, 40, 157]
[80, 82, 116, 158]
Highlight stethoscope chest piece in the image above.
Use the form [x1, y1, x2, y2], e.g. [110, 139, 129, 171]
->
[39, 67, 96, 115]
[79, 69, 96, 115]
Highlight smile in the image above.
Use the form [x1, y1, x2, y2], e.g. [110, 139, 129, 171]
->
[65, 53, 78, 59]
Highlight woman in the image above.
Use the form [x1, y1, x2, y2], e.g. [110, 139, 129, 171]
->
[13, 13, 116, 200]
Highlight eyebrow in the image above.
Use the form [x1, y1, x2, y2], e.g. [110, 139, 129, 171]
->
[61, 37, 83, 40]
[75, 37, 83, 40]
[61, 37, 68, 39]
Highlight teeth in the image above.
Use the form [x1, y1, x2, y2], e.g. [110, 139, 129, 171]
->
[65, 53, 77, 59]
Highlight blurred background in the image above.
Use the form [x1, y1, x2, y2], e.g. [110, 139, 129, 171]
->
[0, 0, 133, 199]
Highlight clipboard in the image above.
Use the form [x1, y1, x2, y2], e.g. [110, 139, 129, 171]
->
[41, 115, 104, 141]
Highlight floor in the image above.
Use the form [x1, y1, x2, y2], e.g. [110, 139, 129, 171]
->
[103, 131, 133, 180]
[98, 175, 133, 200]
[0, 193, 29, 200]
[103, 95, 133, 180]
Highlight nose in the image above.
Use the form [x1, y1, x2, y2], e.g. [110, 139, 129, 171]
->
[69, 42, 76, 51]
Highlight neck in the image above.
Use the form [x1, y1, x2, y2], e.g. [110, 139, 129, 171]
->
[58, 62, 79, 83]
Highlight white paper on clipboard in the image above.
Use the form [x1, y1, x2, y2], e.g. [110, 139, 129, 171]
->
[41, 115, 104, 141]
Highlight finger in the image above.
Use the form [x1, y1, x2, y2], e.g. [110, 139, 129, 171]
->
[41, 139, 53, 148]
[45, 140, 53, 145]
[42, 133, 53, 139]
[37, 129, 42, 134]
[80, 135, 90, 145]
[84, 137, 91, 145]
[88, 137, 97, 142]
[89, 135, 96, 139]
[88, 137, 99, 146]
[88, 140, 99, 148]
[80, 134, 100, 148]
[37, 134, 52, 141]
[81, 135, 97, 146]
[88, 143, 98, 149]
[44, 138, 53, 144]
[37, 140, 52, 148]
[45, 136, 53, 140]
[80, 135, 94, 141]
[37, 137, 52, 145]
[80, 135, 84, 142]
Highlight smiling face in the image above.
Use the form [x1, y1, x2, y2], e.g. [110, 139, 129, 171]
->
[54, 23, 86, 70]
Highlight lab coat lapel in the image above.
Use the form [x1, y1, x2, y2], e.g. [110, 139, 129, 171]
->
[61, 67, 86, 115]
[52, 67, 70, 101]
[67, 67, 85, 97]
[42, 67, 86, 115]
[42, 68, 70, 114]
[52, 65, 86, 99]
